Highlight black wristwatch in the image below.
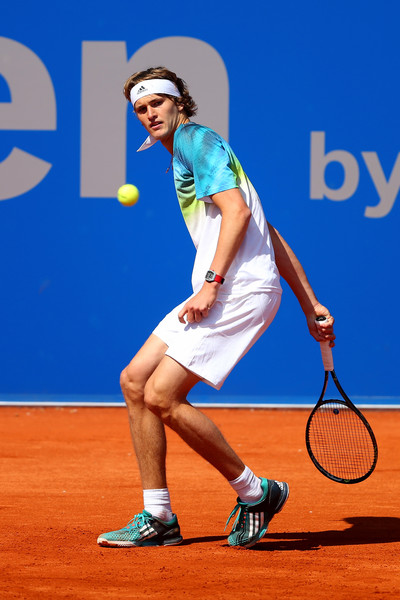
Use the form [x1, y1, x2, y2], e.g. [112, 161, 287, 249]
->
[205, 270, 225, 284]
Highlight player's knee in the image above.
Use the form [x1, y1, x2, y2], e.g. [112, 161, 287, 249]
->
[120, 365, 145, 407]
[143, 379, 172, 419]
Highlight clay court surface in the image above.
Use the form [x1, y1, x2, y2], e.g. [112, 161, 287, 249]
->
[1, 406, 399, 599]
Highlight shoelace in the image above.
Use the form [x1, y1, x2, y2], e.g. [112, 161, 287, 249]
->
[126, 512, 150, 530]
[225, 503, 246, 531]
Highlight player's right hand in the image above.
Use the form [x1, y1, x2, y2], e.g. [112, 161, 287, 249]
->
[178, 284, 219, 324]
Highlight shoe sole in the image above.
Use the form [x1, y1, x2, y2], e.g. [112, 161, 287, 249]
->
[97, 536, 183, 548]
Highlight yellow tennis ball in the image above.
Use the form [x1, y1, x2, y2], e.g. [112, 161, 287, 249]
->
[117, 184, 139, 206]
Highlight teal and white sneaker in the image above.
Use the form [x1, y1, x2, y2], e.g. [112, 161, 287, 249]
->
[97, 510, 183, 547]
[226, 478, 289, 548]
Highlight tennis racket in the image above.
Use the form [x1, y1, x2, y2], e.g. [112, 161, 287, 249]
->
[305, 319, 378, 484]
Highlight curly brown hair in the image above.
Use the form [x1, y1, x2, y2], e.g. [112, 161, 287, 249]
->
[123, 66, 198, 117]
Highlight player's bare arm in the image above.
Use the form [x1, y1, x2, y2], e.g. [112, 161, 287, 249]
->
[178, 188, 251, 324]
[267, 222, 335, 346]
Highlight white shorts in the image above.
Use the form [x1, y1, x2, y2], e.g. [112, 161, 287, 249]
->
[152, 291, 281, 390]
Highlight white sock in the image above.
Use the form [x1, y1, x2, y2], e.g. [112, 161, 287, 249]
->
[143, 488, 173, 522]
[228, 466, 263, 503]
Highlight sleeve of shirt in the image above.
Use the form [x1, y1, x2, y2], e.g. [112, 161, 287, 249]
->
[180, 126, 239, 201]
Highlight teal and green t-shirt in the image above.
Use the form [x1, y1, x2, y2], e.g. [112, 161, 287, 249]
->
[172, 122, 281, 297]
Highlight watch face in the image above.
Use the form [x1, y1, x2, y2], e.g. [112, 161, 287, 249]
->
[205, 270, 215, 282]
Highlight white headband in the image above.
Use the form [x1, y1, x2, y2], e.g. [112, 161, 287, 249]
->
[131, 79, 182, 152]
[130, 79, 181, 106]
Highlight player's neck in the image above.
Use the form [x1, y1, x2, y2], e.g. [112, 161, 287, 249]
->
[162, 118, 190, 155]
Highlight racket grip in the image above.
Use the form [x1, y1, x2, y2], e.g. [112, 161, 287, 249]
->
[316, 316, 334, 371]
[319, 341, 334, 371]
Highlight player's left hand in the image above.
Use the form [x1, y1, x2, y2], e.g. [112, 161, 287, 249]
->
[178, 284, 220, 324]
[307, 303, 336, 347]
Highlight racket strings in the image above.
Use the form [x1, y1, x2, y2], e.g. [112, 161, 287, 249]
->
[308, 400, 376, 480]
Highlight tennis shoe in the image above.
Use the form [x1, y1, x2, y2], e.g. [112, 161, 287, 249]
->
[97, 510, 183, 547]
[226, 478, 289, 548]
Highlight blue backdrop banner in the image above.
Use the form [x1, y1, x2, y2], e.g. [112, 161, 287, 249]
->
[1, 1, 398, 406]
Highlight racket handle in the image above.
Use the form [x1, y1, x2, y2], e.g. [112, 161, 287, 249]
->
[316, 316, 334, 371]
[319, 341, 334, 371]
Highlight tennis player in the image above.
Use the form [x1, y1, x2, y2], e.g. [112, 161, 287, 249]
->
[97, 67, 335, 549]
